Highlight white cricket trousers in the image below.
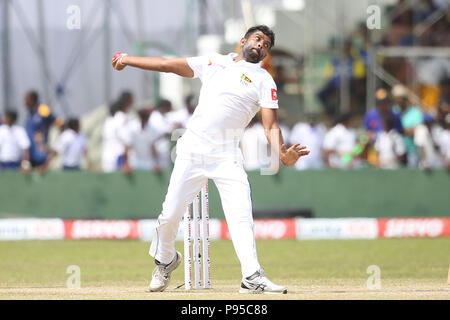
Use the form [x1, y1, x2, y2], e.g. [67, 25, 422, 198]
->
[149, 157, 261, 278]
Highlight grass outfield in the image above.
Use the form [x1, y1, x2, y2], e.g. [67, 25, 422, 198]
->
[0, 238, 449, 300]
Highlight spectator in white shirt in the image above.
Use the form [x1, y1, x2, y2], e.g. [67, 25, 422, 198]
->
[128, 109, 162, 172]
[102, 91, 134, 174]
[414, 113, 443, 171]
[0, 110, 31, 173]
[374, 114, 406, 169]
[166, 94, 198, 130]
[39, 118, 92, 172]
[148, 99, 174, 169]
[439, 114, 450, 170]
[322, 113, 357, 169]
[289, 114, 327, 170]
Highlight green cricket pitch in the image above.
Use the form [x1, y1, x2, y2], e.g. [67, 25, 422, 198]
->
[0, 238, 449, 300]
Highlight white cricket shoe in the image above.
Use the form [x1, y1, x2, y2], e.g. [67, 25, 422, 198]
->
[239, 269, 287, 294]
[149, 251, 182, 292]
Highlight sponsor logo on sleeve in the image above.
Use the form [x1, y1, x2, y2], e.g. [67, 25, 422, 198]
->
[271, 88, 277, 101]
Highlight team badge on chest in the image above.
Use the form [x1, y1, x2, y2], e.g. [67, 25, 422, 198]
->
[240, 73, 252, 86]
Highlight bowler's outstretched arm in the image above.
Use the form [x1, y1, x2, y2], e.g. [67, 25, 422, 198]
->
[112, 54, 194, 78]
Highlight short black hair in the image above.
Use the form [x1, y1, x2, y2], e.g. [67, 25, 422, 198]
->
[185, 94, 197, 108]
[27, 90, 39, 104]
[336, 112, 354, 125]
[116, 91, 134, 111]
[67, 118, 80, 131]
[157, 98, 172, 109]
[137, 108, 150, 121]
[244, 25, 275, 48]
[5, 110, 18, 124]
[383, 113, 396, 131]
[109, 101, 120, 116]
[118, 91, 133, 103]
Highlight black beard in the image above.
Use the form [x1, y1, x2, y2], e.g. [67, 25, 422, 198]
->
[242, 45, 262, 63]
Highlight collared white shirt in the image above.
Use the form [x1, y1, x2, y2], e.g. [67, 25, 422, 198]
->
[148, 110, 173, 169]
[431, 125, 450, 163]
[101, 111, 132, 172]
[439, 129, 450, 163]
[178, 53, 278, 161]
[128, 118, 159, 170]
[166, 108, 193, 129]
[289, 122, 326, 170]
[414, 124, 442, 168]
[0, 124, 30, 162]
[55, 128, 87, 167]
[149, 110, 172, 137]
[374, 130, 406, 169]
[322, 123, 357, 168]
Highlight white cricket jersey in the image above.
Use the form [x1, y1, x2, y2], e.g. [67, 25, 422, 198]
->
[0, 124, 30, 162]
[178, 53, 278, 161]
[241, 123, 270, 171]
[55, 129, 87, 167]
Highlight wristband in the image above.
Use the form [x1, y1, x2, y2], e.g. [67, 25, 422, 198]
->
[119, 53, 128, 66]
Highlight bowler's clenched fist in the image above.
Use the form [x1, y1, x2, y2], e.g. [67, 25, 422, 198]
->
[112, 52, 127, 71]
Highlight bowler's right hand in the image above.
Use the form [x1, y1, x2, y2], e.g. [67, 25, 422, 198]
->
[112, 52, 127, 71]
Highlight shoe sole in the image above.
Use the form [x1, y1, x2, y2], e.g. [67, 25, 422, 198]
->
[239, 288, 288, 294]
[149, 252, 182, 292]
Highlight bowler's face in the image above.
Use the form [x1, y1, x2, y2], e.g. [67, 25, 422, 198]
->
[241, 31, 272, 63]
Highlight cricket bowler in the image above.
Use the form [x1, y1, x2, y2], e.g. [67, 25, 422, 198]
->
[112, 25, 310, 294]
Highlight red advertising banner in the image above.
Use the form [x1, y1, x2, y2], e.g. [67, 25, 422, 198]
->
[378, 218, 450, 238]
[221, 218, 297, 240]
[64, 220, 140, 239]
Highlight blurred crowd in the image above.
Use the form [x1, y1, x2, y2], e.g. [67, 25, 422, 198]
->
[245, 83, 450, 171]
[1, 0, 449, 174]
[0, 90, 197, 175]
[0, 84, 449, 175]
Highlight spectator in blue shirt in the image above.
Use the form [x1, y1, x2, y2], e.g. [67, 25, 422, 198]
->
[364, 88, 403, 139]
[24, 90, 56, 167]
